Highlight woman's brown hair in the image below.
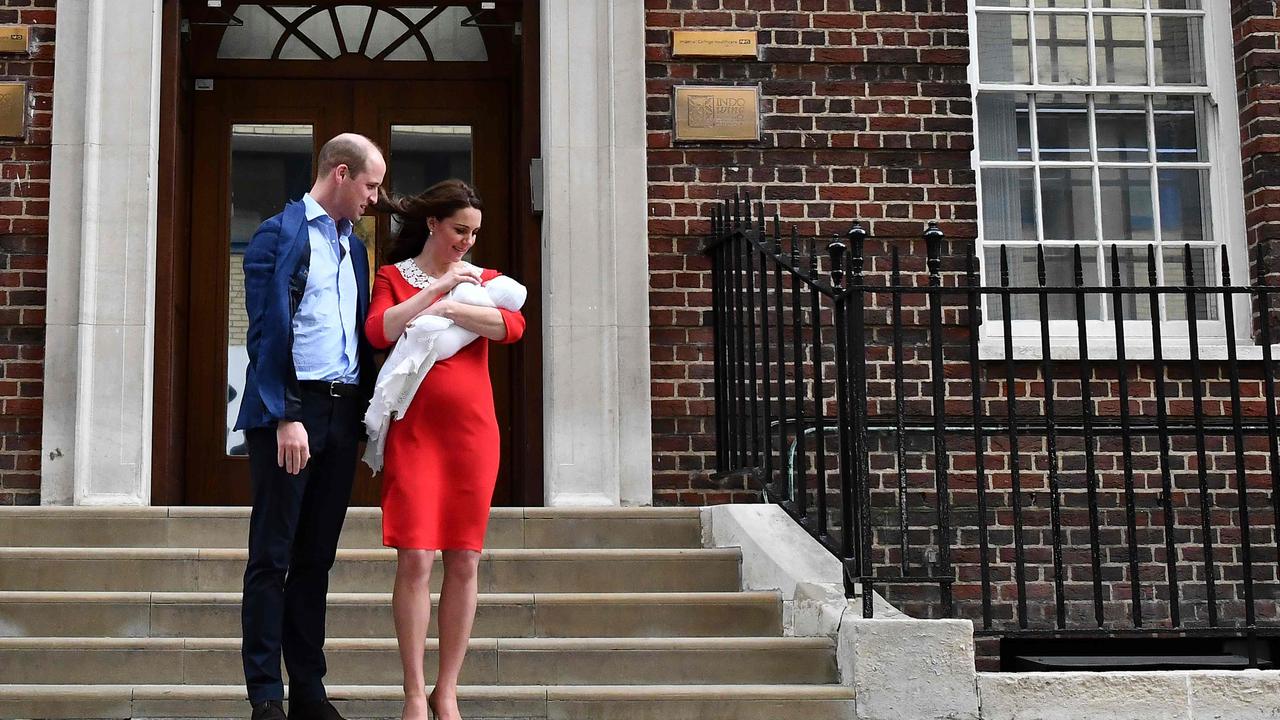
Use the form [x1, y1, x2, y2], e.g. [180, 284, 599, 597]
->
[376, 179, 483, 264]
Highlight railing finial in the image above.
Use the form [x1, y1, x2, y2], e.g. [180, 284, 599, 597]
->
[848, 223, 867, 279]
[925, 221, 943, 281]
[828, 235, 848, 287]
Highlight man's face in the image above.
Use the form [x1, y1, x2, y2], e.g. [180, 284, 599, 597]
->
[336, 153, 386, 222]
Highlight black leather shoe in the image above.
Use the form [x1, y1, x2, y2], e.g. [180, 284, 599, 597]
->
[251, 700, 287, 720]
[288, 698, 346, 720]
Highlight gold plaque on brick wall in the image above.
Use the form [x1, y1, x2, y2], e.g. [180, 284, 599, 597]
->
[673, 85, 760, 142]
[0, 26, 29, 54]
[0, 83, 26, 138]
[672, 30, 757, 58]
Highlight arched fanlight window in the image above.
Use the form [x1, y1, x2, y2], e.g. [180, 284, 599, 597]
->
[218, 5, 488, 62]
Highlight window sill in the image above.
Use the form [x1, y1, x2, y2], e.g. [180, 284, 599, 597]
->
[977, 338, 1278, 362]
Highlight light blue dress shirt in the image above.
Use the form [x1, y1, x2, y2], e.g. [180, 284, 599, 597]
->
[292, 193, 360, 384]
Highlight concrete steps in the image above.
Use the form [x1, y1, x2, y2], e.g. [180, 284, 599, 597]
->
[0, 684, 857, 719]
[0, 591, 784, 639]
[0, 636, 838, 686]
[0, 507, 703, 549]
[0, 547, 742, 593]
[0, 506, 854, 719]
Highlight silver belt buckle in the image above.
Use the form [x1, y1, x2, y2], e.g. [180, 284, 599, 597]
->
[328, 381, 341, 398]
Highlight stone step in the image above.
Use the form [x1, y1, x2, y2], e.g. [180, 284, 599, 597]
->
[0, 637, 838, 686]
[0, 507, 703, 549]
[0, 591, 783, 639]
[0, 547, 741, 593]
[0, 683, 856, 720]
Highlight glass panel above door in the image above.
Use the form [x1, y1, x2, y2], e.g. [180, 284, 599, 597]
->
[226, 123, 314, 457]
[217, 4, 488, 62]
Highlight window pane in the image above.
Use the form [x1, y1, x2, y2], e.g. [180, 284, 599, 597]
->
[985, 246, 1102, 321]
[388, 126, 474, 257]
[1100, 167, 1154, 242]
[976, 0, 1028, 5]
[1163, 246, 1219, 321]
[1095, 94, 1149, 162]
[1158, 168, 1209, 243]
[982, 168, 1038, 242]
[978, 92, 1032, 161]
[1041, 168, 1096, 241]
[1036, 93, 1090, 161]
[1036, 0, 1085, 6]
[1036, 14, 1090, 85]
[1096, 0, 1145, 7]
[1153, 16, 1205, 85]
[227, 124, 314, 457]
[1153, 95, 1206, 162]
[1105, 246, 1156, 321]
[1153, 0, 1201, 9]
[388, 125, 474, 194]
[1095, 14, 1148, 85]
[978, 12, 1032, 84]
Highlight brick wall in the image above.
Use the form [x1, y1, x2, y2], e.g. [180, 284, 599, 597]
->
[0, 0, 52, 506]
[649, 0, 1279, 667]
[645, 0, 975, 506]
[1237, 1, 1280, 276]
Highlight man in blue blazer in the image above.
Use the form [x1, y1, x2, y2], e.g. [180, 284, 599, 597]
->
[235, 133, 384, 720]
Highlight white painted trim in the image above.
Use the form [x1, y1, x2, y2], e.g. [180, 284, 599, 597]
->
[539, 0, 652, 507]
[969, 3, 1248, 344]
[42, 0, 163, 506]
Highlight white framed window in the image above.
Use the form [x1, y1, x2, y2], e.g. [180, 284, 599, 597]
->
[969, 0, 1247, 352]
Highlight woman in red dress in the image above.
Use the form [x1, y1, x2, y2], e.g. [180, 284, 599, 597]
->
[365, 180, 525, 720]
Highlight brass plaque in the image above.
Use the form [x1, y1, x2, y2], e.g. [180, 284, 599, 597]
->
[673, 85, 760, 142]
[672, 30, 757, 58]
[0, 26, 28, 54]
[0, 83, 25, 138]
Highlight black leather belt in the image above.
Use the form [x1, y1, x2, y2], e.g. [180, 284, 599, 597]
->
[299, 380, 361, 398]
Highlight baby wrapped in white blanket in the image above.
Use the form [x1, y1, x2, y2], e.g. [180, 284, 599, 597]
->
[362, 274, 527, 471]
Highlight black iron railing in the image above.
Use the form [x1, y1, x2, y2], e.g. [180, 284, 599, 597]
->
[706, 191, 1280, 661]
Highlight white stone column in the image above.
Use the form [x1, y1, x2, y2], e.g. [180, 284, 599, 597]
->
[539, 0, 652, 506]
[41, 0, 162, 505]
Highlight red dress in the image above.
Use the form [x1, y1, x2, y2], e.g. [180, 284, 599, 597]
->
[365, 264, 525, 550]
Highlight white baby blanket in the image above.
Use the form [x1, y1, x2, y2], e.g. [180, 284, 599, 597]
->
[362, 274, 527, 471]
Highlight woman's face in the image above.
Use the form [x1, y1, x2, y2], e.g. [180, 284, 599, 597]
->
[426, 207, 482, 264]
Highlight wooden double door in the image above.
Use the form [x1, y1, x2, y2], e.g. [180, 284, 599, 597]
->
[184, 78, 516, 506]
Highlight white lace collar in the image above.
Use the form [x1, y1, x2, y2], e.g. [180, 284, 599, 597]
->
[394, 258, 432, 289]
[394, 259, 481, 290]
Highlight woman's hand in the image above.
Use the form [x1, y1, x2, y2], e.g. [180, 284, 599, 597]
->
[431, 263, 482, 294]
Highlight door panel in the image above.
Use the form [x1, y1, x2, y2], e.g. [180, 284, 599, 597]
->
[185, 79, 515, 507]
[354, 82, 515, 509]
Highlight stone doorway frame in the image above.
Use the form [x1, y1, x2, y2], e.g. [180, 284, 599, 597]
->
[41, 0, 651, 507]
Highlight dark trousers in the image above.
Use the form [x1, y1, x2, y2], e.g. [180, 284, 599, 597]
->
[241, 390, 362, 705]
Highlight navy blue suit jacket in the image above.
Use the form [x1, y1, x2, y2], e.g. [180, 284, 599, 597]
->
[234, 199, 376, 431]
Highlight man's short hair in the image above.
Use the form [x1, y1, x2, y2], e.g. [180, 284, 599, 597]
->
[316, 134, 379, 179]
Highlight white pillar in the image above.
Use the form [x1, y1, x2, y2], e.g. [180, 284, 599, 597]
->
[41, 0, 162, 505]
[539, 0, 652, 506]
